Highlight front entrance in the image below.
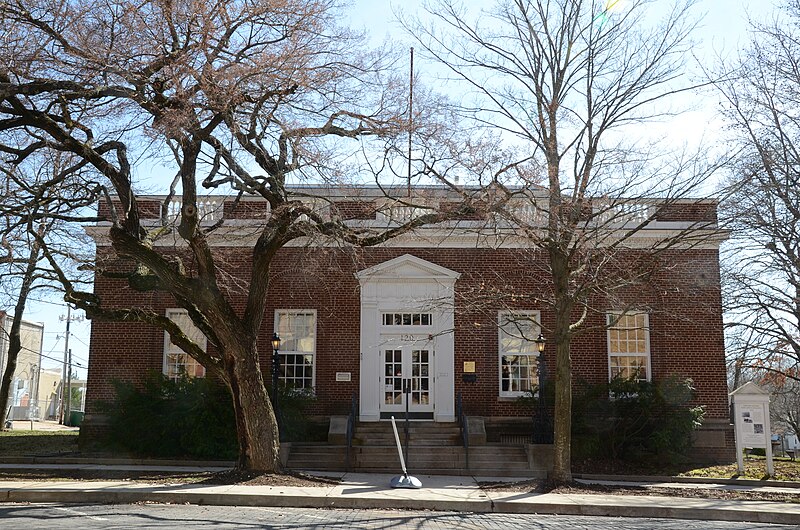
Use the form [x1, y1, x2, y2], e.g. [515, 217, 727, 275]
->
[355, 254, 459, 422]
[380, 342, 434, 419]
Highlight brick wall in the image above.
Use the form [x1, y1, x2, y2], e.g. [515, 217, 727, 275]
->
[84, 245, 730, 426]
[655, 202, 718, 223]
[83, 193, 733, 459]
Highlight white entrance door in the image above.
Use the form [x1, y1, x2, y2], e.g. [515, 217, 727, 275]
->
[380, 342, 434, 418]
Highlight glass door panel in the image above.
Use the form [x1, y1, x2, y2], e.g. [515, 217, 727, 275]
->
[384, 349, 403, 405]
[380, 343, 434, 413]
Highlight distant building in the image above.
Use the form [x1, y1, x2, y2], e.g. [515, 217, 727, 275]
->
[0, 311, 45, 420]
[37, 368, 63, 420]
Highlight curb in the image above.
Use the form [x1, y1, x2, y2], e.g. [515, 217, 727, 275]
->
[2, 488, 492, 512]
[489, 498, 800, 525]
[2, 487, 799, 525]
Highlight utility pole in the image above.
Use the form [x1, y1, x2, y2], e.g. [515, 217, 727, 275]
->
[65, 348, 72, 425]
[59, 305, 71, 425]
[58, 306, 84, 425]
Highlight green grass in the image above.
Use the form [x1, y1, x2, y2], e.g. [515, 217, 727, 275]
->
[678, 456, 800, 482]
[0, 430, 79, 457]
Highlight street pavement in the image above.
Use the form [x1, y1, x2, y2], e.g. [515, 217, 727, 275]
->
[0, 465, 799, 525]
[1, 504, 796, 529]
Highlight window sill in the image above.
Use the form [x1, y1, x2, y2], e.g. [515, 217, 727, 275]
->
[497, 395, 529, 402]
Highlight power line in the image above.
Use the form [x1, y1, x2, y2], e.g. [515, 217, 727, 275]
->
[69, 334, 90, 348]
[23, 296, 70, 307]
[9, 342, 87, 369]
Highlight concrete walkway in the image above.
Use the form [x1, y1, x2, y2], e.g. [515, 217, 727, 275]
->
[7, 420, 79, 431]
[1, 466, 799, 525]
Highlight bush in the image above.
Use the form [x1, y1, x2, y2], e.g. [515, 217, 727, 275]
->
[571, 374, 705, 464]
[103, 373, 238, 459]
[102, 372, 316, 459]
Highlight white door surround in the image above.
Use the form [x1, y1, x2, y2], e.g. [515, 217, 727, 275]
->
[355, 254, 459, 422]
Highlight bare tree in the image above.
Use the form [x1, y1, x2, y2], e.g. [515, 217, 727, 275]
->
[0, 0, 468, 471]
[409, 0, 716, 482]
[0, 152, 98, 427]
[769, 378, 800, 438]
[716, 0, 800, 386]
[0, 227, 42, 428]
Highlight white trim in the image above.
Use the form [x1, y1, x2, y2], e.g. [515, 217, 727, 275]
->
[497, 310, 542, 398]
[355, 253, 461, 282]
[606, 311, 651, 382]
[86, 224, 727, 250]
[356, 255, 458, 422]
[273, 309, 317, 392]
[163, 309, 207, 380]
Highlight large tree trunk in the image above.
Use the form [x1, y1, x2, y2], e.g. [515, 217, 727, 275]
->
[551, 333, 572, 483]
[550, 247, 573, 483]
[223, 340, 281, 472]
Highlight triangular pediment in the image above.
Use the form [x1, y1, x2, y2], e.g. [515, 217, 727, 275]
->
[355, 254, 460, 283]
[729, 381, 770, 397]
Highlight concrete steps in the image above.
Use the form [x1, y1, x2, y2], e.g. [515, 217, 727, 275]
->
[353, 421, 462, 446]
[286, 420, 546, 477]
[284, 443, 347, 471]
[285, 443, 543, 477]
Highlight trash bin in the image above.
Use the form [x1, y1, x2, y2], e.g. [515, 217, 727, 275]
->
[68, 411, 84, 427]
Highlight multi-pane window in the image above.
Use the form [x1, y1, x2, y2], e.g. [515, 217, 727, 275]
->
[275, 310, 316, 391]
[381, 312, 432, 326]
[163, 309, 206, 381]
[607, 312, 650, 382]
[498, 312, 540, 397]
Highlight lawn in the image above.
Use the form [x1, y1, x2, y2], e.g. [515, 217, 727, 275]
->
[679, 456, 800, 482]
[0, 430, 79, 457]
[573, 454, 800, 481]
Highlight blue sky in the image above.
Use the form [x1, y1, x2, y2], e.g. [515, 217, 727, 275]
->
[21, 0, 779, 380]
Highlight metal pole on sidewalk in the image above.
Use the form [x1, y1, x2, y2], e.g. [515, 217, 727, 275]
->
[59, 306, 71, 425]
[65, 349, 72, 425]
[404, 378, 411, 469]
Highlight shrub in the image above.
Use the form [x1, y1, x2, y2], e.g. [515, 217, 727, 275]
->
[102, 372, 316, 459]
[103, 373, 238, 459]
[571, 374, 705, 463]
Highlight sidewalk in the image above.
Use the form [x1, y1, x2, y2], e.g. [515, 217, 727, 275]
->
[7, 420, 78, 432]
[1, 466, 799, 524]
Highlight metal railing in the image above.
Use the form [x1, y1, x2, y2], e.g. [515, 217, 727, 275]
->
[345, 392, 357, 472]
[456, 392, 469, 470]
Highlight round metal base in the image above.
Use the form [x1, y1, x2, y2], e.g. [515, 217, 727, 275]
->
[390, 474, 423, 489]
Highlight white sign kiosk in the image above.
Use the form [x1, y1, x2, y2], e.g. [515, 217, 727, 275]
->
[729, 382, 774, 476]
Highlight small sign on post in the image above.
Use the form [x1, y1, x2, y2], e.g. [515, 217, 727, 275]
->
[730, 382, 774, 477]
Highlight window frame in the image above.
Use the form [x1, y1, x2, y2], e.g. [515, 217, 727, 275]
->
[274, 309, 317, 392]
[497, 310, 542, 398]
[380, 311, 434, 328]
[162, 309, 207, 381]
[606, 311, 651, 382]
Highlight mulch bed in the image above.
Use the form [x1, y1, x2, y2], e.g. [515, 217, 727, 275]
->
[477, 479, 800, 503]
[0, 469, 340, 487]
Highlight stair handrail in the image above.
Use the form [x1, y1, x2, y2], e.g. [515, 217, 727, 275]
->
[456, 391, 469, 470]
[345, 392, 357, 471]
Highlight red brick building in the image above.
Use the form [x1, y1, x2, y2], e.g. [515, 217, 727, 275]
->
[83, 187, 734, 463]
